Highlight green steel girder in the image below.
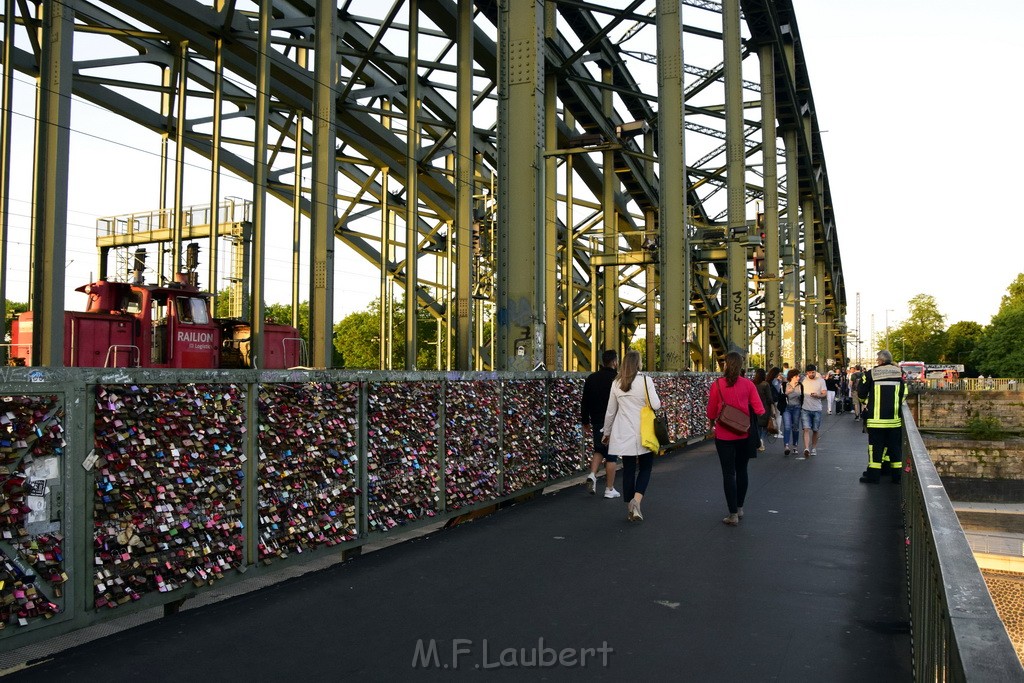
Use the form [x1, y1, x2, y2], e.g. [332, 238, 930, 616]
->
[741, 0, 845, 318]
[0, 0, 846, 372]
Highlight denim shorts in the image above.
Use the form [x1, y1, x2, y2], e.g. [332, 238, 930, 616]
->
[801, 409, 822, 432]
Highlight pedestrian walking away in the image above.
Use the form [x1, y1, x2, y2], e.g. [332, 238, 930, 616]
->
[580, 349, 620, 498]
[706, 351, 765, 526]
[753, 368, 773, 452]
[857, 350, 907, 483]
[825, 371, 839, 415]
[602, 349, 660, 522]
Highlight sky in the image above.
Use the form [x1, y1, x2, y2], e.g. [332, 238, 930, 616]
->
[4, 1, 1022, 361]
[789, 0, 1024, 355]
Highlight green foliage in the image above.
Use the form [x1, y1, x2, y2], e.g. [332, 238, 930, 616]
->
[333, 297, 439, 369]
[972, 305, 1024, 377]
[998, 273, 1024, 314]
[4, 300, 29, 318]
[212, 288, 443, 369]
[333, 309, 380, 369]
[941, 321, 982, 374]
[965, 415, 1004, 441]
[3, 300, 28, 344]
[969, 273, 1024, 377]
[265, 300, 309, 339]
[890, 294, 946, 362]
[628, 335, 661, 368]
[213, 288, 233, 319]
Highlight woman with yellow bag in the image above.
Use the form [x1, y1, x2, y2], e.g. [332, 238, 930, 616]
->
[602, 349, 661, 522]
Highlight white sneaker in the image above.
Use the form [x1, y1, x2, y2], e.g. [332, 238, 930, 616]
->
[585, 473, 597, 494]
[604, 488, 621, 499]
[811, 448, 817, 456]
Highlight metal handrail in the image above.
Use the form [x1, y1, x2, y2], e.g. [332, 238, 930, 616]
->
[282, 337, 308, 368]
[0, 342, 30, 363]
[902, 406, 1024, 680]
[103, 345, 141, 368]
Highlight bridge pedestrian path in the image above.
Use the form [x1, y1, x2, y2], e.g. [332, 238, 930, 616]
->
[3, 410, 912, 681]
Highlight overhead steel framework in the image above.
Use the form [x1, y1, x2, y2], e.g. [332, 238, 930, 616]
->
[0, 0, 846, 372]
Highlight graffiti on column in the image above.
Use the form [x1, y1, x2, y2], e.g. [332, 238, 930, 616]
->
[731, 289, 744, 327]
[765, 309, 778, 367]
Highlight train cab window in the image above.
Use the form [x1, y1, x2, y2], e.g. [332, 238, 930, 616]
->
[122, 291, 143, 315]
[177, 297, 210, 325]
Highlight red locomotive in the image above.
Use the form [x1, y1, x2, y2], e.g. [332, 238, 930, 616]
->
[10, 278, 301, 369]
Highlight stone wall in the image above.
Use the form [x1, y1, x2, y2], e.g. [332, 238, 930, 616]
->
[907, 391, 1024, 484]
[922, 437, 1024, 482]
[909, 391, 1024, 433]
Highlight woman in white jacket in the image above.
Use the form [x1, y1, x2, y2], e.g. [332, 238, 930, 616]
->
[602, 349, 661, 522]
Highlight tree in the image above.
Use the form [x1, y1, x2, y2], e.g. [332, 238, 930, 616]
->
[333, 308, 380, 368]
[3, 300, 29, 344]
[890, 294, 945, 362]
[333, 297, 439, 369]
[997, 273, 1024, 313]
[629, 335, 661, 367]
[941, 321, 983, 374]
[265, 300, 309, 340]
[4, 299, 28, 322]
[972, 274, 1024, 376]
[973, 307, 1024, 377]
[746, 352, 765, 370]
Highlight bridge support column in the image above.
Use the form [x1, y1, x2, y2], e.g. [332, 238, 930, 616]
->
[600, 64, 619, 357]
[817, 260, 829, 367]
[760, 43, 781, 371]
[802, 195, 816, 367]
[455, 0, 474, 370]
[497, 0, 546, 370]
[543, 3, 559, 369]
[656, 0, 688, 371]
[310, 0, 338, 367]
[30, 0, 73, 366]
[249, 0, 275, 367]
[404, 0, 420, 370]
[723, 0, 748, 356]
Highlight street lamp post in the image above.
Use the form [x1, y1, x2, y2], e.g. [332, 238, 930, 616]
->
[885, 308, 894, 352]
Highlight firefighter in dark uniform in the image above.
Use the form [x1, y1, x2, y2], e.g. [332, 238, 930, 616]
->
[857, 349, 907, 483]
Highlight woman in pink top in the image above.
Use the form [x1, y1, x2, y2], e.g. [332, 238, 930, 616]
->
[706, 351, 765, 526]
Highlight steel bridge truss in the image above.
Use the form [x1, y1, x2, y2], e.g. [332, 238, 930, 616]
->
[0, 0, 846, 371]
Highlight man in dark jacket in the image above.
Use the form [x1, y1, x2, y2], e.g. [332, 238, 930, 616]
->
[581, 350, 620, 498]
[857, 350, 907, 483]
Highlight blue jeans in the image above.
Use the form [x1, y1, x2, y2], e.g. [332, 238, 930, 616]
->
[783, 405, 802, 446]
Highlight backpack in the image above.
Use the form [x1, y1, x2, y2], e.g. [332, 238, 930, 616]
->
[772, 383, 786, 413]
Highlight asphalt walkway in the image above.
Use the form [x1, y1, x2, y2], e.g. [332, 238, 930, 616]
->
[3, 411, 912, 681]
